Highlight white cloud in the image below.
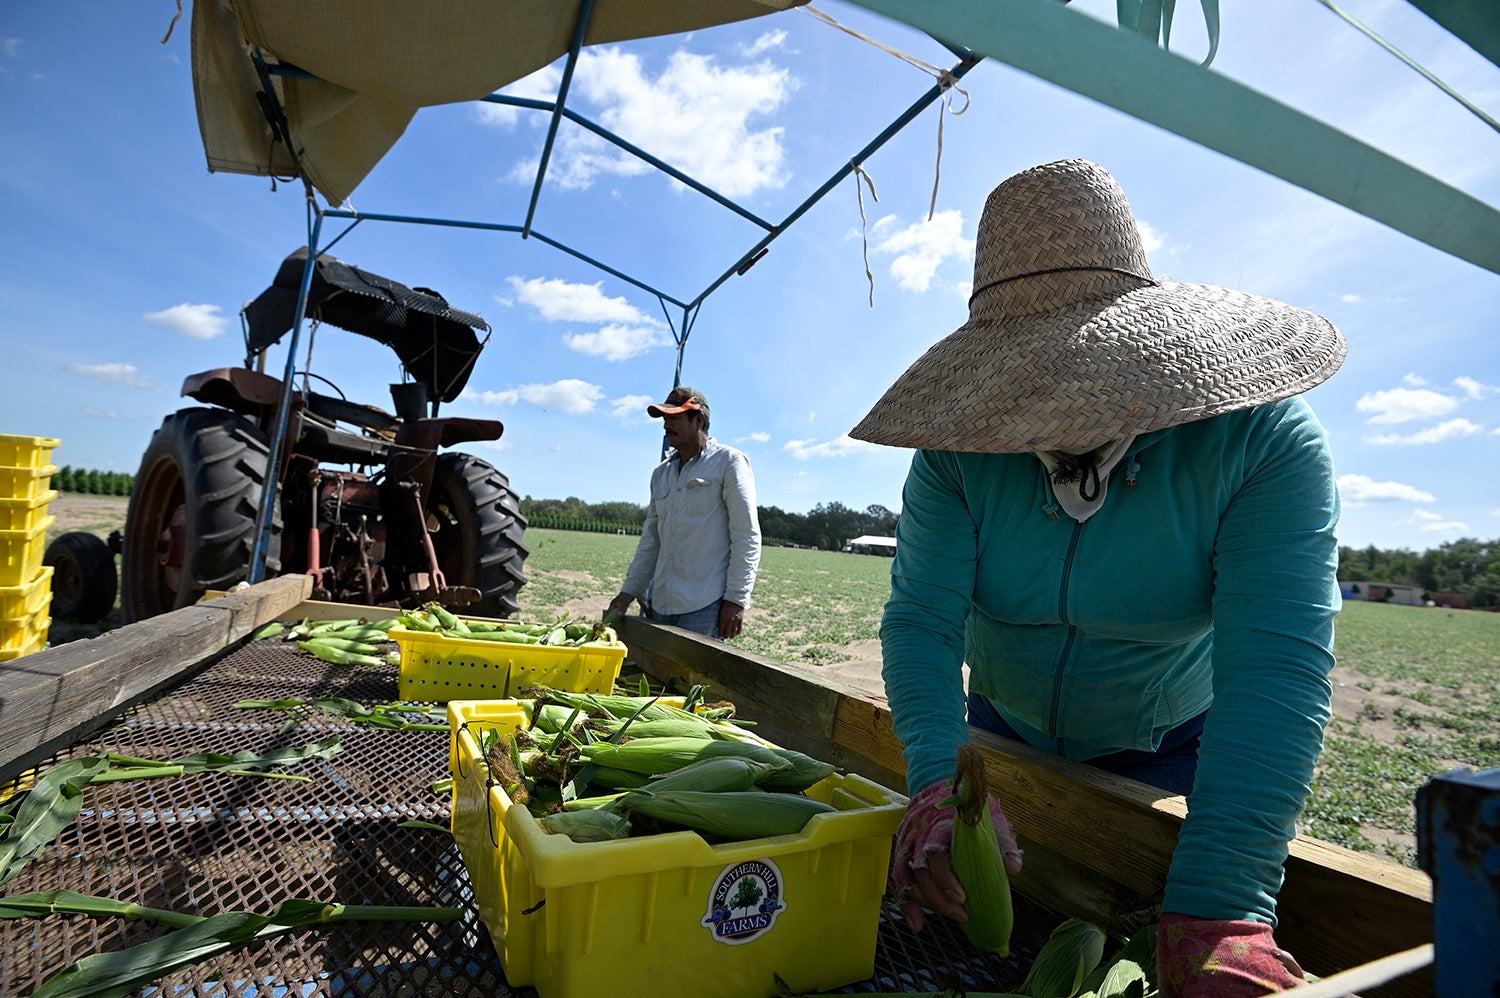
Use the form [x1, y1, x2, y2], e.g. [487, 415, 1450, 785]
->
[474, 65, 562, 128]
[473, 378, 603, 414]
[143, 303, 229, 340]
[507, 46, 795, 197]
[783, 434, 877, 460]
[739, 30, 788, 58]
[65, 362, 157, 390]
[81, 406, 124, 420]
[1338, 293, 1361, 304]
[868, 209, 971, 293]
[1402, 373, 1426, 387]
[609, 393, 655, 420]
[1354, 387, 1458, 424]
[1366, 418, 1484, 446]
[504, 276, 656, 325]
[1135, 219, 1165, 253]
[1336, 474, 1434, 505]
[564, 323, 670, 361]
[1452, 376, 1493, 400]
[1418, 518, 1468, 533]
[1, 38, 21, 58]
[739, 431, 770, 444]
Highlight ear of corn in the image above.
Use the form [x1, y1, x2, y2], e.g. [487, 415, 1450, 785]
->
[615, 789, 837, 841]
[577, 737, 792, 777]
[758, 749, 837, 791]
[537, 808, 631, 842]
[1019, 917, 1109, 998]
[947, 745, 1015, 958]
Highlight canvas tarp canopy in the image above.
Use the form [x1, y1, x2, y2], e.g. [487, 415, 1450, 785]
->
[191, 0, 807, 206]
[845, 535, 898, 551]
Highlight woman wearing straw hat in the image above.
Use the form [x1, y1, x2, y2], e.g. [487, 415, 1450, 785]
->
[853, 159, 1345, 996]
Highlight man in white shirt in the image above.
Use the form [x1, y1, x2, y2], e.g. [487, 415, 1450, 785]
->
[606, 386, 761, 639]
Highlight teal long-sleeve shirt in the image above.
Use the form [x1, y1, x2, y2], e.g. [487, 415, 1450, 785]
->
[880, 397, 1340, 924]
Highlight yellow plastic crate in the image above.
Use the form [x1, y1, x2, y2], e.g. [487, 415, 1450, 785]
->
[0, 490, 58, 532]
[448, 700, 907, 998]
[0, 515, 55, 588]
[1, 609, 52, 657]
[0, 433, 61, 469]
[0, 565, 53, 619]
[391, 626, 626, 701]
[0, 464, 59, 502]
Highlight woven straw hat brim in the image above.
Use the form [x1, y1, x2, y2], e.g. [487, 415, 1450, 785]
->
[850, 281, 1347, 454]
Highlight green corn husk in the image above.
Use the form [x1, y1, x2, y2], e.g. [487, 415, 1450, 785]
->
[758, 749, 838, 792]
[3, 893, 459, 998]
[946, 745, 1015, 958]
[615, 788, 837, 841]
[577, 737, 792, 777]
[1078, 923, 1156, 998]
[0, 757, 110, 888]
[537, 808, 631, 842]
[1020, 917, 1109, 998]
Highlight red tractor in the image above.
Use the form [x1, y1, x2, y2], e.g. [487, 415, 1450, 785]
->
[47, 248, 529, 623]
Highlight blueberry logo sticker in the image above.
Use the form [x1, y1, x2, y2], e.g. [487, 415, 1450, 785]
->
[701, 859, 784, 944]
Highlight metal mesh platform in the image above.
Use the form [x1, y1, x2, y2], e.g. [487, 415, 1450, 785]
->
[1, 640, 1061, 996]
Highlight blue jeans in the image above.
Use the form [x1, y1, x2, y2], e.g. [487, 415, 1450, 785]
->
[648, 600, 722, 639]
[967, 692, 1205, 796]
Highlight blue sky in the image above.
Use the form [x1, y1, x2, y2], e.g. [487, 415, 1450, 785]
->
[2, 1, 1497, 553]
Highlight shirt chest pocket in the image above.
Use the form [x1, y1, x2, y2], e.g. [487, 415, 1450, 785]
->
[679, 476, 720, 516]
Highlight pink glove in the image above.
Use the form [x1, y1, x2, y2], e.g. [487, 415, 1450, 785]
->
[891, 779, 1023, 932]
[1157, 913, 1306, 997]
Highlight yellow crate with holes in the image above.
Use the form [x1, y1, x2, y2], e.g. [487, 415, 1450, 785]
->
[447, 700, 907, 998]
[0, 608, 51, 660]
[0, 433, 61, 470]
[0, 515, 55, 588]
[0, 491, 58, 532]
[391, 625, 625, 701]
[0, 565, 53, 620]
[0, 464, 59, 503]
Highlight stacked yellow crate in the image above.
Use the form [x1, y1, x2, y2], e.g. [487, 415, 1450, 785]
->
[0, 433, 60, 662]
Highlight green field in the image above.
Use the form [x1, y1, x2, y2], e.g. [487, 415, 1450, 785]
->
[521, 528, 1500, 867]
[45, 512, 1499, 868]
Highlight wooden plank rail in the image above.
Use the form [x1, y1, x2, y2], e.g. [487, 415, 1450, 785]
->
[617, 615, 1434, 997]
[0, 576, 310, 781]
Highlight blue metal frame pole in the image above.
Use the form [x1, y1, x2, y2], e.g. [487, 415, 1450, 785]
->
[523, 0, 597, 237]
[1416, 766, 1500, 994]
[249, 201, 323, 583]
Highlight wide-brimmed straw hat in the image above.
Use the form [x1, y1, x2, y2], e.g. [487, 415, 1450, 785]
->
[849, 159, 1347, 453]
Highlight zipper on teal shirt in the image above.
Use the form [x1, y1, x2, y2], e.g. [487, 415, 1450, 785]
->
[1047, 520, 1084, 753]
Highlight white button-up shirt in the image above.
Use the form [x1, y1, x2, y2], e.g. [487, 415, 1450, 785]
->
[622, 438, 761, 615]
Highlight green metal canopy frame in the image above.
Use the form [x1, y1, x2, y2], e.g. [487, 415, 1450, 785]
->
[194, 0, 1499, 582]
[854, 0, 1500, 276]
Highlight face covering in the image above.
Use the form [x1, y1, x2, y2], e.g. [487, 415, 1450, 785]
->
[1034, 435, 1136, 522]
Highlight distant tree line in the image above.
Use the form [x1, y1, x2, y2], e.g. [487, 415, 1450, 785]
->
[53, 466, 134, 496]
[521, 496, 899, 551]
[1339, 538, 1500, 610]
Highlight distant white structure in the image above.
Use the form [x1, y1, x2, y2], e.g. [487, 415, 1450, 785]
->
[842, 535, 897, 555]
[1342, 580, 1423, 606]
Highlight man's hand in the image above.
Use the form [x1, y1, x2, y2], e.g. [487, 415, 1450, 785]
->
[605, 592, 637, 621]
[718, 600, 745, 639]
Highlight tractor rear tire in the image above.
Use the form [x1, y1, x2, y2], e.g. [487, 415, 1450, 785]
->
[429, 452, 529, 618]
[120, 408, 281, 623]
[43, 531, 118, 623]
